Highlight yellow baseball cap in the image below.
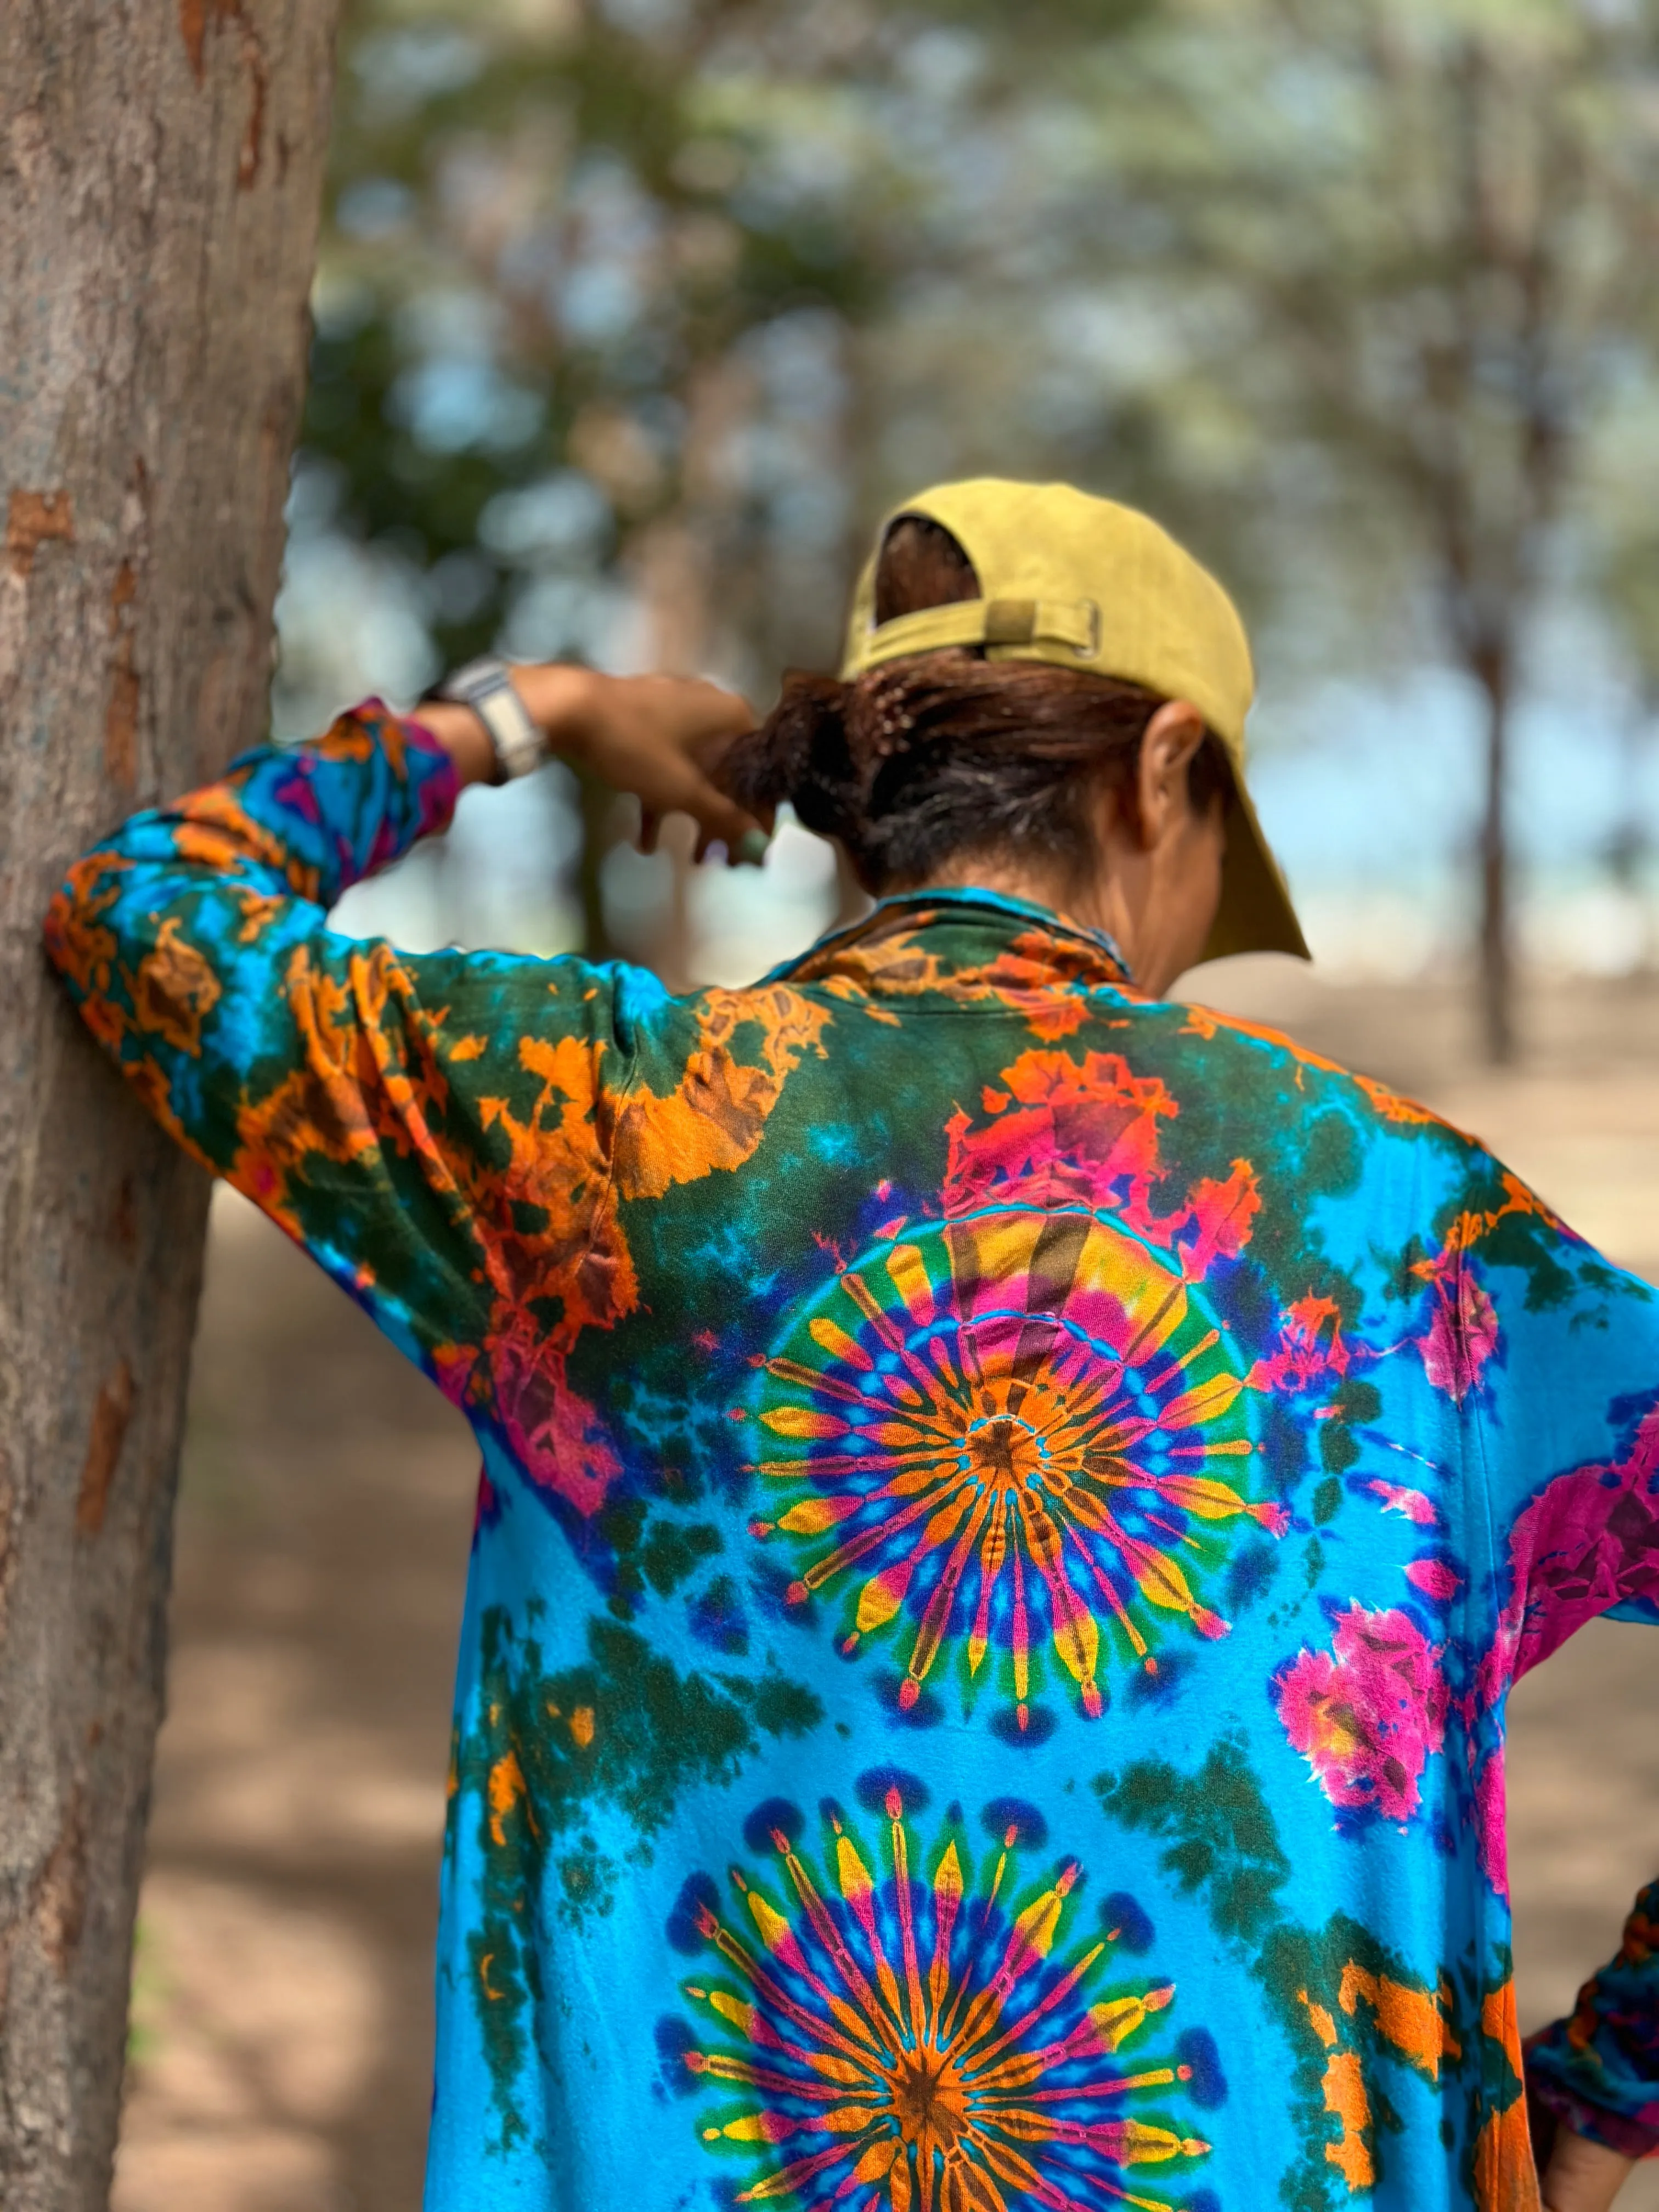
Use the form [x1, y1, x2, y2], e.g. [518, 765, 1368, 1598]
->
[840, 477, 1309, 964]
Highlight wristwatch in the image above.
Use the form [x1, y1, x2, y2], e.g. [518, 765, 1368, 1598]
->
[430, 657, 548, 782]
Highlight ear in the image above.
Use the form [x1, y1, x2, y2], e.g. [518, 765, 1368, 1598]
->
[1133, 699, 1208, 848]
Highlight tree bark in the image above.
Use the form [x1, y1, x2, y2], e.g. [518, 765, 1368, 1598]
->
[0, 5, 340, 2203]
[1474, 638, 1516, 1066]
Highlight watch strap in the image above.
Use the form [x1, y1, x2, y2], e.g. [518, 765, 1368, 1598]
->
[435, 657, 546, 782]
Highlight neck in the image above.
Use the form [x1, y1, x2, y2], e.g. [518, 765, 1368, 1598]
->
[907, 854, 1132, 958]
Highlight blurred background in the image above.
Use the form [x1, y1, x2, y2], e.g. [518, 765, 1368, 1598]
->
[111, 0, 1659, 2203]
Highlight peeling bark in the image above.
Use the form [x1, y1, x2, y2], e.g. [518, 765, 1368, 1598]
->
[74, 1366, 136, 1543]
[6, 492, 76, 578]
[0, 3, 341, 2203]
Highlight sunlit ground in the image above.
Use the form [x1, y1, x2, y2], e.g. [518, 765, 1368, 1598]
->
[112, 960, 1659, 2212]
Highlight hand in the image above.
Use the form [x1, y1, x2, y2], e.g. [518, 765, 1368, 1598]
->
[518, 665, 768, 865]
[1541, 2126, 1637, 2212]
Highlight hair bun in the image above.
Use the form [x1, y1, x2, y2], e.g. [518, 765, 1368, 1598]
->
[709, 515, 1215, 896]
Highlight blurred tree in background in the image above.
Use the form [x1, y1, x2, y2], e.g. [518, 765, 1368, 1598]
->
[284, 0, 1659, 1055]
[1063, 0, 1659, 1060]
[291, 0, 897, 964]
[286, 0, 1154, 972]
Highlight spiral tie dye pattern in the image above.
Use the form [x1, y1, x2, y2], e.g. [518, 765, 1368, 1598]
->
[750, 1207, 1285, 1728]
[680, 1792, 1210, 2212]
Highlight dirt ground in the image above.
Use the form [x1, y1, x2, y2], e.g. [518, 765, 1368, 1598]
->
[110, 965, 1659, 2212]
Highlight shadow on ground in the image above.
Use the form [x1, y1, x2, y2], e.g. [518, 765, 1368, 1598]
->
[112, 968, 1659, 2210]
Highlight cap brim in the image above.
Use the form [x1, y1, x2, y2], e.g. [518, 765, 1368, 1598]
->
[1203, 774, 1310, 963]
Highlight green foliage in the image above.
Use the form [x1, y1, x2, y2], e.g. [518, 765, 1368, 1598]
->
[1053, 0, 1659, 1046]
[126, 1915, 167, 2067]
[298, 0, 924, 696]
[290, 0, 1659, 1000]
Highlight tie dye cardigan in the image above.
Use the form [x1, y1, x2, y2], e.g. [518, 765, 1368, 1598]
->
[46, 703, 1659, 2212]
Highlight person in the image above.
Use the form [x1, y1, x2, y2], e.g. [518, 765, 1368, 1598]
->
[44, 478, 1656, 2212]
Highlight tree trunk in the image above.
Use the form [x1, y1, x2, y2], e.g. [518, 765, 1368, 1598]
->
[575, 766, 619, 960]
[0, 5, 340, 2204]
[1474, 639, 1516, 1065]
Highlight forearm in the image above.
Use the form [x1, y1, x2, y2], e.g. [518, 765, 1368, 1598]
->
[414, 663, 598, 792]
[414, 664, 621, 794]
[416, 661, 766, 862]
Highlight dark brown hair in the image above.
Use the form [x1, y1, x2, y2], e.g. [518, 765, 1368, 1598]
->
[718, 515, 1233, 895]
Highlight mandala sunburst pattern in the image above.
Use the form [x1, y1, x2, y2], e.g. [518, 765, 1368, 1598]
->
[680, 1790, 1212, 2212]
[749, 1207, 1285, 1724]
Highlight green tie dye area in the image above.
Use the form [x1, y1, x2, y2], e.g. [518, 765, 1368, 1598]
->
[43, 708, 1659, 2209]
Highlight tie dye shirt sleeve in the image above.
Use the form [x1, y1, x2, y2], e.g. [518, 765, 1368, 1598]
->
[1440, 1156, 1659, 2156]
[1527, 1886, 1659, 2162]
[41, 702, 624, 1394]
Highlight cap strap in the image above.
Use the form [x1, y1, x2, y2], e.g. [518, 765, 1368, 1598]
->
[857, 596, 1099, 669]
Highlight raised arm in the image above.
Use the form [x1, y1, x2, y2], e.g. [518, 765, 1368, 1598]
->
[42, 664, 762, 1391]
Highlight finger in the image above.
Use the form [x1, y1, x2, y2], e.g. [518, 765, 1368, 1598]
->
[644, 751, 769, 850]
[678, 776, 770, 865]
[727, 826, 770, 869]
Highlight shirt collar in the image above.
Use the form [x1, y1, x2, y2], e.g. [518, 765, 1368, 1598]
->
[765, 884, 1134, 997]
